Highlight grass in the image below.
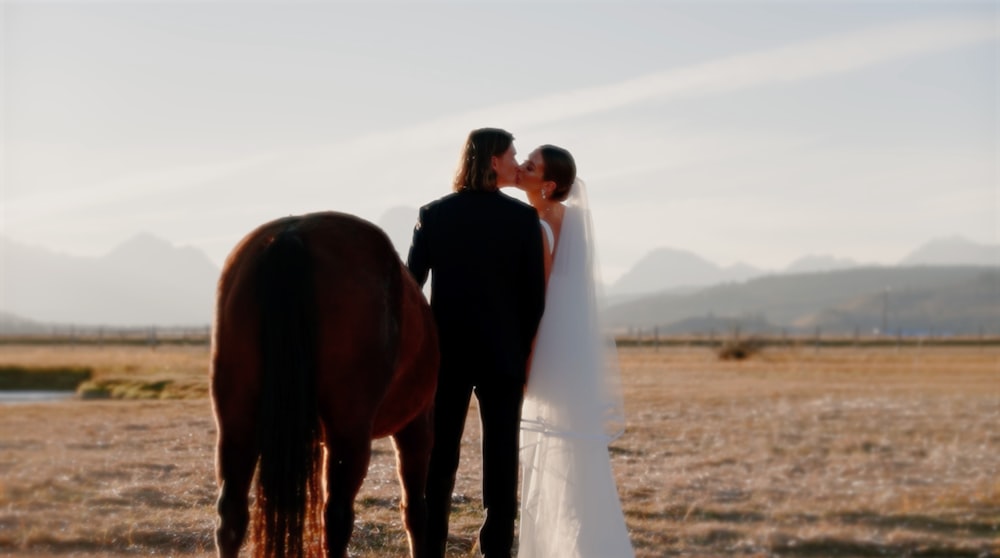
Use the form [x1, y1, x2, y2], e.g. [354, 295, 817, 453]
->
[0, 344, 997, 557]
[0, 365, 92, 390]
[0, 344, 210, 399]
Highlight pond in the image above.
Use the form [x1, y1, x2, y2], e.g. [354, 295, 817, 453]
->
[0, 390, 76, 404]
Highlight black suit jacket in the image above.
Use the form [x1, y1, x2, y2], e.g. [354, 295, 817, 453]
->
[407, 189, 546, 383]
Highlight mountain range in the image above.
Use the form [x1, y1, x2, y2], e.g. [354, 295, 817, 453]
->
[0, 231, 996, 330]
[601, 237, 997, 335]
[1, 234, 219, 327]
[603, 265, 999, 336]
[606, 236, 998, 297]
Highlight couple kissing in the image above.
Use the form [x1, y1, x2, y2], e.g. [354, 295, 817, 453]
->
[407, 127, 634, 558]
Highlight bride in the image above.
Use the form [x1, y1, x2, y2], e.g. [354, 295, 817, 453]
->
[508, 145, 634, 558]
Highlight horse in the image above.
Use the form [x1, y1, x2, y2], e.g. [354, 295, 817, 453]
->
[210, 212, 439, 558]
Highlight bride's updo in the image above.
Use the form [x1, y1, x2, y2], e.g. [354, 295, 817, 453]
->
[539, 145, 576, 202]
[453, 128, 514, 192]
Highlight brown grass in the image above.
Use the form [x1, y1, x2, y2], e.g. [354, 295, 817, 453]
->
[0, 344, 997, 557]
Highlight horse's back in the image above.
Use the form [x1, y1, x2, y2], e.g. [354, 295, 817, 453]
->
[216, 211, 397, 336]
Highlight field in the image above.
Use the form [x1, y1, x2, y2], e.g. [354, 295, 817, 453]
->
[0, 343, 997, 557]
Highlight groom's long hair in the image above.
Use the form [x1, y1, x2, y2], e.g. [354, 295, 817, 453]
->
[453, 128, 514, 193]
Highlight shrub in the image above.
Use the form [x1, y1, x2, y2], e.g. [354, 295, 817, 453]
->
[716, 338, 764, 360]
[0, 366, 92, 390]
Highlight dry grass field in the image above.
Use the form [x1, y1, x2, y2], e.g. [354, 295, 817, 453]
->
[0, 343, 997, 557]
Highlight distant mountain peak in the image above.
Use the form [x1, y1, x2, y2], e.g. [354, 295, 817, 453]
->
[106, 232, 174, 258]
[786, 254, 859, 273]
[608, 246, 762, 296]
[104, 233, 217, 269]
[901, 236, 1000, 267]
[625, 247, 719, 271]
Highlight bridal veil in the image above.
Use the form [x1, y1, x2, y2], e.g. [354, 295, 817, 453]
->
[518, 179, 633, 558]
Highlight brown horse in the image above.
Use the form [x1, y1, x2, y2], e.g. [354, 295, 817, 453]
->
[210, 212, 438, 558]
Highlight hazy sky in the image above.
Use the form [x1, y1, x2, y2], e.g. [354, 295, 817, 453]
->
[2, 1, 997, 282]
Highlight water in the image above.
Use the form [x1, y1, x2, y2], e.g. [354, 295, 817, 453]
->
[0, 391, 76, 404]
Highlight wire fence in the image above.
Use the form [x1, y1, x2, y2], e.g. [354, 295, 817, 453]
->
[614, 327, 1000, 349]
[0, 325, 213, 347]
[2, 325, 998, 349]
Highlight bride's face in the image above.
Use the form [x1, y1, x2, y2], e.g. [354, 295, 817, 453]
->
[517, 149, 549, 195]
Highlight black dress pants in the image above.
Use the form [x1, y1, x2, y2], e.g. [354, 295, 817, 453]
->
[424, 369, 524, 558]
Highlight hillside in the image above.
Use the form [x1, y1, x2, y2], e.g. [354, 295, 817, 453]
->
[610, 236, 998, 299]
[1, 235, 219, 326]
[604, 266, 999, 335]
[899, 236, 1000, 266]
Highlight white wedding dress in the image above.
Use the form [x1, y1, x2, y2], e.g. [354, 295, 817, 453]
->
[518, 180, 634, 558]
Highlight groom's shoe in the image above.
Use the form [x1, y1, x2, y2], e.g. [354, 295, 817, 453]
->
[478, 517, 514, 558]
[479, 546, 511, 558]
[477, 538, 512, 558]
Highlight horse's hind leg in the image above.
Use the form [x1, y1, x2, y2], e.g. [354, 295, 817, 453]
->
[323, 432, 372, 558]
[212, 355, 260, 558]
[214, 419, 257, 558]
[392, 409, 433, 558]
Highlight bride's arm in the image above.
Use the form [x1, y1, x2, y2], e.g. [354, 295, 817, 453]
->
[541, 228, 553, 285]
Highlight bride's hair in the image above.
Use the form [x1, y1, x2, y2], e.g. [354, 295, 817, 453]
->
[539, 145, 576, 202]
[453, 128, 514, 193]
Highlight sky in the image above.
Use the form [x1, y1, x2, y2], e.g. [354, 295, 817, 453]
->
[2, 0, 998, 283]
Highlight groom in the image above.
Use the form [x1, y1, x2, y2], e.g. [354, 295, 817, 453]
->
[407, 128, 546, 558]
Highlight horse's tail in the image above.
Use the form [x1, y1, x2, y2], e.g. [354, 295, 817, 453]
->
[251, 225, 324, 558]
